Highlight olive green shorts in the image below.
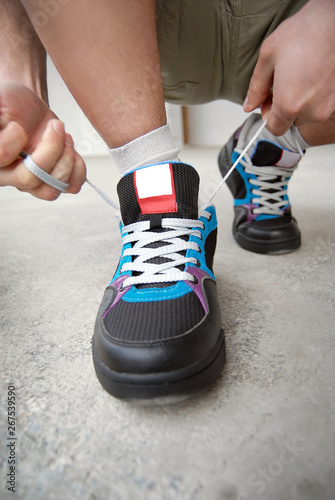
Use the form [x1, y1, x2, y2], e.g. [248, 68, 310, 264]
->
[156, 0, 308, 105]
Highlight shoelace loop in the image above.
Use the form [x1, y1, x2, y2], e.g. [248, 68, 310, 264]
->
[236, 149, 297, 215]
[120, 210, 211, 288]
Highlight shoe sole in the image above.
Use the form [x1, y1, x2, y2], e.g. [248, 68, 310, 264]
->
[218, 140, 301, 255]
[92, 329, 226, 403]
[233, 230, 301, 255]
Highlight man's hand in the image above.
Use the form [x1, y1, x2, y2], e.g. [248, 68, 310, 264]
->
[244, 0, 335, 136]
[0, 82, 86, 200]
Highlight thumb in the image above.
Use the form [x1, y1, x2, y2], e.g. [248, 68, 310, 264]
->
[244, 49, 274, 112]
[14, 119, 67, 190]
[28, 119, 66, 172]
[260, 94, 273, 121]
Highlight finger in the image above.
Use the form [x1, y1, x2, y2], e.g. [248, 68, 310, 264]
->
[48, 133, 86, 194]
[244, 44, 274, 112]
[57, 133, 86, 194]
[14, 119, 66, 190]
[265, 101, 296, 136]
[0, 122, 28, 167]
[29, 119, 66, 172]
[28, 133, 75, 200]
[260, 94, 273, 121]
[47, 132, 75, 184]
[65, 151, 87, 194]
[28, 133, 86, 200]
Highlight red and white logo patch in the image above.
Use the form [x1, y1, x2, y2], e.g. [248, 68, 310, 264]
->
[275, 149, 301, 168]
[134, 163, 177, 214]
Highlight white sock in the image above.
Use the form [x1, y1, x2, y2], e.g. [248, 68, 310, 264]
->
[109, 124, 179, 176]
[243, 114, 310, 156]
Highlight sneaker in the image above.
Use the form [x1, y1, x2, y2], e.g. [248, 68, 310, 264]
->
[218, 115, 302, 254]
[92, 162, 226, 401]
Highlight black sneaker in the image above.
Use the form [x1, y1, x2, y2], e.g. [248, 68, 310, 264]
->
[92, 162, 225, 402]
[218, 115, 302, 254]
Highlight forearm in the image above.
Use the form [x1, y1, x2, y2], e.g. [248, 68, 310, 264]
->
[0, 0, 47, 102]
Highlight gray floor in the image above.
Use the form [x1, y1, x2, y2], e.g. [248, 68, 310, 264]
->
[1, 145, 334, 500]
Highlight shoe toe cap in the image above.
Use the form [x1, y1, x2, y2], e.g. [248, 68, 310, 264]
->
[93, 279, 222, 375]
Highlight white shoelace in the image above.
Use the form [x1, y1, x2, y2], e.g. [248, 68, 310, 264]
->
[235, 148, 297, 216]
[120, 210, 211, 288]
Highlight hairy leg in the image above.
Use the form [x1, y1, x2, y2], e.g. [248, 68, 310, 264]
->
[22, 0, 166, 148]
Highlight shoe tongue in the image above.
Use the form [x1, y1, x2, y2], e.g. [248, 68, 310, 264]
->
[251, 140, 300, 168]
[117, 162, 199, 226]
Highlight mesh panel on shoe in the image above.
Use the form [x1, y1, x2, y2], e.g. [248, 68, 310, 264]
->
[251, 141, 283, 166]
[103, 291, 205, 342]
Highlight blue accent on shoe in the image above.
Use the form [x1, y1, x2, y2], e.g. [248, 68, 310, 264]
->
[255, 214, 280, 221]
[122, 280, 192, 303]
[187, 205, 216, 281]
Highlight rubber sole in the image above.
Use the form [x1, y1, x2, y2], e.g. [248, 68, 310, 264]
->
[233, 229, 301, 255]
[92, 330, 226, 402]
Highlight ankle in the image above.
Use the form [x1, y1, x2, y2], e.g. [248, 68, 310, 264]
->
[242, 114, 309, 157]
[109, 124, 179, 175]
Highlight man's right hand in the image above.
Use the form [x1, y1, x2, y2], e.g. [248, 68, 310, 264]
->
[243, 0, 335, 137]
[0, 82, 86, 200]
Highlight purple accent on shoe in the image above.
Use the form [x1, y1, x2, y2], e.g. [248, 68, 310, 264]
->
[102, 275, 131, 319]
[238, 203, 259, 223]
[235, 125, 243, 141]
[185, 267, 212, 314]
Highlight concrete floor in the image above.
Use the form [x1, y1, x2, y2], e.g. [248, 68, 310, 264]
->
[1, 145, 334, 500]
